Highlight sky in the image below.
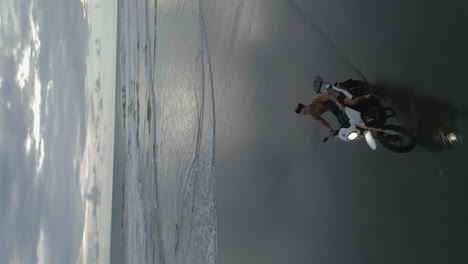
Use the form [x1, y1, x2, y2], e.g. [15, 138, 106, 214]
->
[0, 0, 117, 263]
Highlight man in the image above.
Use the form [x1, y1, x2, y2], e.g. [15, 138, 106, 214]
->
[295, 90, 367, 132]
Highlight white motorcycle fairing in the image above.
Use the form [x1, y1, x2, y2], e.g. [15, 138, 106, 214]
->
[322, 83, 354, 99]
[337, 107, 377, 150]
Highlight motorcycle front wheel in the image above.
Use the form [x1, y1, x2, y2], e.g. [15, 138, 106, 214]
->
[377, 125, 416, 153]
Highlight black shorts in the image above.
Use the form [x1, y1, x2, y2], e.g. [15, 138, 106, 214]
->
[337, 93, 346, 104]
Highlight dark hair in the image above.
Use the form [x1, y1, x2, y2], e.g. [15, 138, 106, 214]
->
[295, 103, 305, 114]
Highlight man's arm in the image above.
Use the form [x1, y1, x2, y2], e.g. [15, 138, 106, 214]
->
[315, 116, 333, 132]
[317, 94, 344, 111]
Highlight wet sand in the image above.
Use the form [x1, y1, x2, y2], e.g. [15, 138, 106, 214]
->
[202, 0, 468, 263]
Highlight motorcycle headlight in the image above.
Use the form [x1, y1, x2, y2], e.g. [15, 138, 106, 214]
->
[447, 132, 458, 143]
[347, 131, 359, 141]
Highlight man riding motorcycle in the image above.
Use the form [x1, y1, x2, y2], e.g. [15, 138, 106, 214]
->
[295, 89, 369, 132]
[295, 76, 416, 153]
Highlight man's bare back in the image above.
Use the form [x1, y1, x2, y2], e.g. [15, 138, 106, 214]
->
[295, 91, 367, 132]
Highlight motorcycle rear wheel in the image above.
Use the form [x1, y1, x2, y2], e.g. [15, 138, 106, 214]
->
[377, 125, 416, 153]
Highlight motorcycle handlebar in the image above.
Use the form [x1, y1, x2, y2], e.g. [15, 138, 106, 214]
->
[323, 130, 339, 143]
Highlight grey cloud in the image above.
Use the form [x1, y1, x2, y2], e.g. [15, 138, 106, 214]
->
[85, 185, 102, 217]
[98, 98, 103, 112]
[0, 0, 33, 52]
[95, 75, 101, 92]
[95, 39, 102, 57]
[0, 0, 89, 263]
[0, 79, 41, 263]
[0, 55, 17, 81]
[85, 238, 100, 264]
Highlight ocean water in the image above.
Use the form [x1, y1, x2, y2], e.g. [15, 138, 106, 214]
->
[110, 0, 217, 263]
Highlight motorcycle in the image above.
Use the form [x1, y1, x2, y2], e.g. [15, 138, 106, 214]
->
[314, 76, 416, 153]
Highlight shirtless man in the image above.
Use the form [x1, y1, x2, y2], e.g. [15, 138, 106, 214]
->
[295, 90, 367, 132]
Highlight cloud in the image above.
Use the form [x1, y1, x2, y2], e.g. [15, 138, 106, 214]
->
[0, 78, 40, 264]
[85, 185, 101, 217]
[95, 74, 101, 92]
[0, 0, 89, 263]
[0, 0, 33, 54]
[95, 39, 102, 57]
[35, 228, 47, 264]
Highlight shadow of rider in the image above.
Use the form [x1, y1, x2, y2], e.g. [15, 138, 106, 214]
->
[372, 82, 464, 152]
